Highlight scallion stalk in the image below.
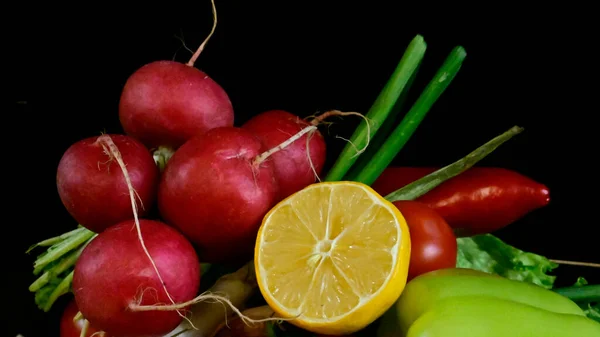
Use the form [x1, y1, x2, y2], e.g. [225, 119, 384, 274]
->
[345, 61, 422, 180]
[352, 46, 467, 186]
[385, 125, 524, 202]
[324, 35, 427, 181]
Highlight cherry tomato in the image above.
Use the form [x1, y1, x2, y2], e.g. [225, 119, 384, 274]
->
[393, 200, 457, 280]
[60, 299, 108, 337]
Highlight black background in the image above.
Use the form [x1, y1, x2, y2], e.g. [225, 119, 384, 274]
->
[9, 2, 598, 336]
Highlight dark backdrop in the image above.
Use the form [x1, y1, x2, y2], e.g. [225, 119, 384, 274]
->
[9, 2, 598, 336]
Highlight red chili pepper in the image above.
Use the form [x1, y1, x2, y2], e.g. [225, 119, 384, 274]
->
[371, 167, 550, 236]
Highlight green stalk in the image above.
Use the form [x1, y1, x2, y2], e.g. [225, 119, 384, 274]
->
[153, 146, 176, 172]
[385, 125, 524, 202]
[553, 285, 600, 303]
[26, 227, 84, 253]
[42, 270, 74, 312]
[29, 235, 96, 292]
[34, 228, 96, 272]
[324, 35, 427, 181]
[345, 61, 423, 180]
[28, 226, 98, 312]
[353, 46, 467, 186]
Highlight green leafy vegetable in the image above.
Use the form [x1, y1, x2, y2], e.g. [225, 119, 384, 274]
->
[456, 234, 558, 289]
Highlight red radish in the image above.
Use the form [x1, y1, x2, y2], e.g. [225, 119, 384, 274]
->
[158, 127, 280, 263]
[242, 109, 327, 200]
[60, 299, 110, 337]
[118, 1, 233, 151]
[56, 134, 159, 233]
[72, 219, 201, 337]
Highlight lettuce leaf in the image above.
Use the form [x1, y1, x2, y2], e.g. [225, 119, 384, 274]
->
[456, 234, 558, 289]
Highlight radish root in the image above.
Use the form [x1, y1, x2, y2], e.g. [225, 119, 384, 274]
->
[79, 319, 89, 337]
[253, 125, 318, 166]
[95, 134, 192, 327]
[305, 131, 320, 182]
[186, 0, 217, 67]
[212, 305, 282, 336]
[130, 293, 294, 328]
[311, 110, 372, 158]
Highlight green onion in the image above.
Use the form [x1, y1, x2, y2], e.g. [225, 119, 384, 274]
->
[385, 125, 524, 202]
[324, 35, 427, 181]
[553, 285, 600, 303]
[345, 61, 422, 180]
[352, 46, 467, 186]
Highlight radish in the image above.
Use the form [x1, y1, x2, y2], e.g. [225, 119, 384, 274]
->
[242, 109, 327, 200]
[118, 0, 233, 153]
[72, 219, 201, 337]
[158, 126, 279, 263]
[158, 123, 318, 263]
[56, 134, 159, 233]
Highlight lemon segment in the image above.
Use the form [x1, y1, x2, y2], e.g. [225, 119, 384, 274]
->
[254, 181, 411, 335]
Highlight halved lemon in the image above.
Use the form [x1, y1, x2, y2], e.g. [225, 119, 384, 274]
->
[254, 181, 411, 335]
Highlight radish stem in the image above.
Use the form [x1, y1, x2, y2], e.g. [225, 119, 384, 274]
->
[29, 239, 94, 292]
[29, 228, 96, 311]
[34, 228, 96, 272]
[153, 146, 176, 172]
[353, 46, 467, 186]
[384, 125, 524, 202]
[324, 35, 427, 182]
[42, 270, 73, 312]
[26, 227, 84, 252]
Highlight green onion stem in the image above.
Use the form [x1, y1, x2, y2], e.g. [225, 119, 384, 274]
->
[385, 125, 524, 202]
[324, 35, 427, 182]
[353, 46, 467, 186]
[553, 285, 600, 303]
[345, 61, 422, 180]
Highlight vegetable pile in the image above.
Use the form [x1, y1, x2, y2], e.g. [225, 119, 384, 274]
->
[24, 3, 599, 337]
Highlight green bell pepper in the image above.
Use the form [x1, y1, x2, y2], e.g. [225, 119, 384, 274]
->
[406, 295, 600, 337]
[377, 268, 597, 337]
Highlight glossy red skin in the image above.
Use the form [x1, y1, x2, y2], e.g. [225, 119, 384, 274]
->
[119, 60, 234, 149]
[372, 167, 551, 236]
[72, 219, 200, 337]
[392, 200, 457, 280]
[242, 110, 327, 200]
[60, 299, 109, 337]
[56, 134, 159, 233]
[158, 127, 279, 263]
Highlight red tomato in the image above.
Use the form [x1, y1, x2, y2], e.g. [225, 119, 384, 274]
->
[393, 200, 457, 280]
[60, 299, 108, 337]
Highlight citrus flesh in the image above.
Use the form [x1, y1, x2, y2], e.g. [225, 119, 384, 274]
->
[254, 181, 411, 335]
